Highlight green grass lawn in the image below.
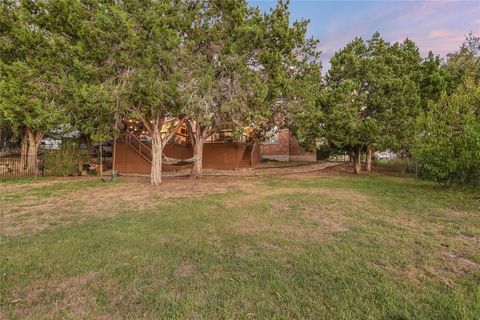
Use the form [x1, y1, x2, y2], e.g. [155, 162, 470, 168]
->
[1, 171, 479, 319]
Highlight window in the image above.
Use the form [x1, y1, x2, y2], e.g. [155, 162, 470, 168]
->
[265, 127, 279, 144]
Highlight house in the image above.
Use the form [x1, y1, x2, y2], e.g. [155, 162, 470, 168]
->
[113, 120, 316, 175]
[113, 119, 260, 174]
[261, 128, 316, 162]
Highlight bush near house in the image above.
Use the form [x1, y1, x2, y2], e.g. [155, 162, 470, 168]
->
[43, 142, 81, 176]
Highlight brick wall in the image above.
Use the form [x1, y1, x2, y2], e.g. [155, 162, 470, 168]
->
[260, 128, 290, 161]
[288, 131, 316, 162]
[260, 128, 316, 162]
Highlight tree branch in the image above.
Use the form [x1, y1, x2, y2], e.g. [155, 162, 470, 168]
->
[185, 119, 196, 145]
[162, 116, 188, 145]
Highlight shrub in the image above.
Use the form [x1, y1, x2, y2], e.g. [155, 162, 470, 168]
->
[44, 142, 81, 176]
[412, 80, 480, 186]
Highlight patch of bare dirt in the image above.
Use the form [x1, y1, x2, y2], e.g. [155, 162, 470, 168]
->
[404, 266, 429, 286]
[190, 161, 343, 177]
[301, 162, 412, 178]
[442, 209, 475, 218]
[1, 163, 350, 236]
[439, 251, 480, 274]
[457, 234, 480, 244]
[429, 251, 480, 287]
[175, 262, 196, 278]
[0, 164, 385, 237]
[396, 244, 480, 288]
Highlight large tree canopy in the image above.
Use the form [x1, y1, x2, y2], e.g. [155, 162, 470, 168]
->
[178, 0, 322, 178]
[179, 0, 257, 178]
[323, 33, 422, 173]
[0, 0, 70, 170]
[245, 0, 321, 141]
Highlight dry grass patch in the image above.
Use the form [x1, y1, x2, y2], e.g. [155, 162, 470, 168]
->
[8, 272, 104, 319]
[0, 177, 79, 193]
[175, 262, 197, 278]
[228, 188, 369, 241]
[442, 208, 477, 218]
[438, 251, 480, 276]
[1, 176, 257, 236]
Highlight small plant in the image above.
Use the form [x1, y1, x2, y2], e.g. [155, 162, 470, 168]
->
[44, 141, 81, 176]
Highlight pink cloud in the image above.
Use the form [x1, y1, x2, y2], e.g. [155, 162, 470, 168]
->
[407, 29, 467, 56]
[429, 29, 465, 40]
[293, 0, 480, 71]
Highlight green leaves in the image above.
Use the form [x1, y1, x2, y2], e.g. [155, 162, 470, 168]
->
[1, 0, 322, 147]
[413, 34, 479, 185]
[444, 33, 480, 92]
[244, 0, 322, 141]
[176, 0, 321, 143]
[324, 33, 423, 153]
[412, 80, 480, 186]
[0, 0, 68, 135]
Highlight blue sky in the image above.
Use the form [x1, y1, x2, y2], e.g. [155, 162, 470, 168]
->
[248, 0, 480, 71]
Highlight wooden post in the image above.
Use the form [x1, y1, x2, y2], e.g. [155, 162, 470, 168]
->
[112, 138, 117, 176]
[100, 143, 103, 179]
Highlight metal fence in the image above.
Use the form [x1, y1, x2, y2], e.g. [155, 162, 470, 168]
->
[0, 155, 49, 181]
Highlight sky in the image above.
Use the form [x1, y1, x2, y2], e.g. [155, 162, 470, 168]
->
[248, 0, 480, 71]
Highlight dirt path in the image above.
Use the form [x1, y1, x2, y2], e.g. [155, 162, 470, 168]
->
[162, 161, 344, 177]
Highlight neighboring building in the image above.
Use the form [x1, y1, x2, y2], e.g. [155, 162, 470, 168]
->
[374, 150, 397, 161]
[261, 128, 316, 162]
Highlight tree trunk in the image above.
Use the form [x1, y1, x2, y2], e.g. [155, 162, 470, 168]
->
[141, 115, 186, 185]
[26, 128, 38, 173]
[20, 130, 28, 170]
[353, 145, 361, 174]
[26, 129, 44, 174]
[188, 121, 210, 179]
[150, 128, 163, 186]
[190, 132, 205, 179]
[366, 145, 372, 173]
